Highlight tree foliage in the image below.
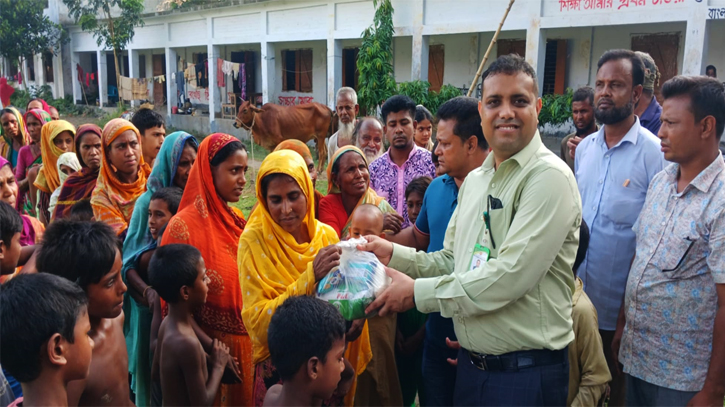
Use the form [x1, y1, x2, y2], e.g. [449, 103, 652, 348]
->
[63, 0, 145, 105]
[0, 0, 66, 67]
[356, 0, 396, 113]
[396, 80, 463, 115]
[538, 88, 574, 126]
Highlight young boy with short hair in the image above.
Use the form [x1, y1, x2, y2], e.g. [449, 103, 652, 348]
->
[0, 201, 23, 276]
[0, 273, 95, 407]
[263, 296, 347, 407]
[69, 200, 94, 222]
[36, 220, 133, 406]
[348, 203, 385, 239]
[404, 176, 431, 226]
[149, 244, 231, 407]
[131, 108, 166, 167]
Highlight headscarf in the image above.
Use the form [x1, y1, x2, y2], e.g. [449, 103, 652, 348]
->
[0, 107, 30, 166]
[238, 150, 371, 377]
[160, 133, 247, 334]
[27, 99, 50, 114]
[48, 152, 82, 218]
[33, 120, 76, 194]
[122, 131, 198, 407]
[23, 109, 52, 138]
[123, 131, 198, 270]
[52, 124, 103, 220]
[326, 145, 392, 236]
[273, 139, 313, 162]
[91, 118, 151, 235]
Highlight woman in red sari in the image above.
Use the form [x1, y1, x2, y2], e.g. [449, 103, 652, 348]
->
[161, 133, 253, 406]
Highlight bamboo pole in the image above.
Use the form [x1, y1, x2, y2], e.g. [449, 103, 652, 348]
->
[467, 0, 516, 97]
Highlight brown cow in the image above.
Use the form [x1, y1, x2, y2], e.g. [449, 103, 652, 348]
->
[233, 100, 333, 172]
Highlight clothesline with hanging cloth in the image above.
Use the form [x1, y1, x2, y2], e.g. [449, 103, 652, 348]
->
[177, 58, 246, 104]
[118, 75, 156, 101]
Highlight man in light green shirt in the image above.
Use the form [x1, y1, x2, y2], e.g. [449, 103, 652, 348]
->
[361, 55, 582, 406]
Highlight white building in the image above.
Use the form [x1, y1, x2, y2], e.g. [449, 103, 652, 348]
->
[5, 0, 725, 134]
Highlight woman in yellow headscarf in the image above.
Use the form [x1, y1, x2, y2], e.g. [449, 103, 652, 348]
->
[33, 120, 76, 224]
[91, 118, 151, 237]
[239, 150, 371, 406]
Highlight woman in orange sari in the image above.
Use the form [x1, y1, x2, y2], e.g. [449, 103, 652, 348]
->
[161, 133, 253, 406]
[33, 120, 76, 224]
[239, 150, 371, 407]
[91, 118, 151, 237]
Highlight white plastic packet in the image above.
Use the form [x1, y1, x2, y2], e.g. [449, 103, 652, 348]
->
[316, 237, 390, 320]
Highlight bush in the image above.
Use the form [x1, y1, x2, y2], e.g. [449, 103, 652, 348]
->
[538, 88, 573, 126]
[396, 80, 463, 115]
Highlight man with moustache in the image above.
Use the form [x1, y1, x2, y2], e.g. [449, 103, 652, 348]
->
[574, 49, 665, 406]
[360, 55, 581, 406]
[369, 95, 436, 229]
[354, 116, 385, 163]
[562, 87, 598, 172]
[327, 87, 359, 156]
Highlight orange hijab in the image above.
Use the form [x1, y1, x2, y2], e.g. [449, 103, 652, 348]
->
[90, 118, 151, 235]
[33, 120, 76, 194]
[161, 133, 247, 335]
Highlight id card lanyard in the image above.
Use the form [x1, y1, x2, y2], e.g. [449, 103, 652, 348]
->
[469, 196, 498, 269]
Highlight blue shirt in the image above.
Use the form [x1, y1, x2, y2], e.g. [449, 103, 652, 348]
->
[575, 117, 665, 330]
[415, 174, 459, 348]
[640, 97, 662, 136]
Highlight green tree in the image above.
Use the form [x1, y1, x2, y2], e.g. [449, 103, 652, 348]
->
[62, 0, 145, 106]
[0, 0, 66, 84]
[356, 0, 396, 113]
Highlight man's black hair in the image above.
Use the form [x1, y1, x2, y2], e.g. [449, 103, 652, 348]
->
[148, 244, 202, 303]
[436, 96, 488, 150]
[572, 86, 595, 106]
[573, 220, 590, 275]
[69, 199, 94, 222]
[405, 176, 432, 200]
[662, 75, 725, 140]
[37, 221, 121, 288]
[706, 65, 717, 76]
[0, 201, 22, 248]
[431, 140, 439, 165]
[131, 108, 165, 136]
[210, 140, 246, 167]
[381, 95, 417, 124]
[267, 296, 346, 381]
[596, 49, 645, 88]
[0, 273, 87, 382]
[150, 186, 183, 216]
[481, 54, 539, 96]
[414, 105, 433, 124]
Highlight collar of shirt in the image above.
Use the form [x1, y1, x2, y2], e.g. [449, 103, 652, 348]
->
[482, 130, 544, 172]
[593, 116, 642, 150]
[384, 144, 424, 168]
[639, 97, 662, 125]
[663, 152, 725, 195]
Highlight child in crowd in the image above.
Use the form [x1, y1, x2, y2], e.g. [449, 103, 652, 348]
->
[149, 244, 231, 407]
[348, 203, 385, 239]
[396, 176, 432, 406]
[0, 201, 22, 276]
[567, 220, 611, 406]
[69, 200, 94, 222]
[0, 273, 94, 407]
[36, 220, 133, 406]
[404, 176, 432, 226]
[263, 296, 347, 407]
[131, 108, 166, 167]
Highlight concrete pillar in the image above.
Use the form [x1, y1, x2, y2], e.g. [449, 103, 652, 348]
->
[411, 34, 429, 82]
[682, 2, 709, 76]
[525, 21, 547, 96]
[52, 53, 64, 98]
[97, 50, 107, 107]
[128, 49, 139, 107]
[208, 44, 219, 125]
[261, 41, 276, 105]
[165, 47, 177, 117]
[327, 38, 342, 109]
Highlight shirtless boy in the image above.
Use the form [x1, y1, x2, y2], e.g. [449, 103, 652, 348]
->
[149, 244, 231, 406]
[263, 296, 346, 407]
[36, 220, 133, 406]
[0, 273, 94, 407]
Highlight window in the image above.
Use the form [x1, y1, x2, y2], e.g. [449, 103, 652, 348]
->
[43, 52, 54, 83]
[342, 48, 359, 89]
[542, 39, 567, 95]
[282, 49, 313, 92]
[26, 55, 35, 82]
[428, 44, 444, 92]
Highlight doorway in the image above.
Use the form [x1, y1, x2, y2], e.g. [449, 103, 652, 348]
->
[152, 54, 166, 106]
[631, 32, 680, 102]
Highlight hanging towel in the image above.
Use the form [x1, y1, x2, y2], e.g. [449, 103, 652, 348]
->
[239, 63, 246, 101]
[77, 64, 84, 83]
[216, 58, 225, 88]
[231, 63, 240, 78]
[222, 60, 234, 76]
[176, 71, 185, 95]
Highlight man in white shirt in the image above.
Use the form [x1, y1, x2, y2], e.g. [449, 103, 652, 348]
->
[328, 87, 359, 157]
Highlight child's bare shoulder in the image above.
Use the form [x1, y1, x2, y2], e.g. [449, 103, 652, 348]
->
[262, 384, 283, 407]
[160, 323, 203, 356]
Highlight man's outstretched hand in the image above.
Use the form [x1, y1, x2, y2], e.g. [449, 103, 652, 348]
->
[358, 235, 394, 266]
[364, 267, 415, 317]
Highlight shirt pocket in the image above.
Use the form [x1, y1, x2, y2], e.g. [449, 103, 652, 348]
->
[655, 231, 699, 278]
[601, 184, 646, 227]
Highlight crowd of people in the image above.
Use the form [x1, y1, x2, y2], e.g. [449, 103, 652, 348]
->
[0, 48, 724, 407]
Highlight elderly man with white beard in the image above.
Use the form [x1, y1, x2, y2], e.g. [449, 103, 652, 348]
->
[354, 117, 385, 163]
[328, 87, 359, 157]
